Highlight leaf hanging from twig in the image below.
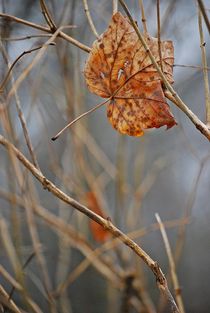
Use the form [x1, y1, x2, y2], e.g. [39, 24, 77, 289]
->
[84, 12, 177, 136]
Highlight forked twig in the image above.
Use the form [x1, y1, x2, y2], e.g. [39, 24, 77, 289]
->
[40, 0, 57, 31]
[0, 13, 91, 53]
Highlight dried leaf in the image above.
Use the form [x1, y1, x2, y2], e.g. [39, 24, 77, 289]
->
[86, 192, 110, 243]
[84, 12, 177, 136]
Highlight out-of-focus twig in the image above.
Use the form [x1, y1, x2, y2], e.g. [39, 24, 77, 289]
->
[113, 0, 118, 14]
[197, 0, 210, 35]
[0, 285, 21, 313]
[0, 44, 52, 93]
[0, 265, 23, 292]
[82, 0, 99, 38]
[0, 42, 49, 169]
[156, 0, 163, 71]
[198, 8, 210, 126]
[155, 214, 185, 313]
[138, 0, 148, 34]
[0, 13, 91, 52]
[4, 26, 72, 103]
[0, 134, 177, 307]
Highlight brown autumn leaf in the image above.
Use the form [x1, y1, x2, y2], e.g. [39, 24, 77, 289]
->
[84, 12, 177, 136]
[86, 192, 110, 243]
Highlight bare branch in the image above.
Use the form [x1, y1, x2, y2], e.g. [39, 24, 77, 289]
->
[155, 214, 185, 313]
[0, 13, 91, 53]
[197, 0, 210, 35]
[0, 133, 174, 302]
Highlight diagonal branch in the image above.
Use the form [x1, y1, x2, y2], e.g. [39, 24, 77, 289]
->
[0, 13, 91, 53]
[0, 133, 176, 310]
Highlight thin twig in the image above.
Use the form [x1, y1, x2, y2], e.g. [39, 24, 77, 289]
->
[138, 0, 148, 34]
[0, 265, 23, 292]
[0, 133, 175, 302]
[0, 13, 91, 53]
[0, 285, 21, 313]
[155, 214, 185, 313]
[0, 186, 189, 302]
[0, 43, 40, 168]
[24, 179, 57, 313]
[119, 0, 210, 141]
[1, 34, 52, 41]
[0, 44, 54, 93]
[157, 0, 163, 71]
[197, 0, 210, 35]
[113, 0, 118, 14]
[40, 0, 57, 31]
[51, 98, 110, 140]
[0, 12, 51, 32]
[198, 8, 210, 126]
[5, 26, 70, 103]
[174, 63, 210, 71]
[82, 0, 99, 38]
[8, 253, 36, 300]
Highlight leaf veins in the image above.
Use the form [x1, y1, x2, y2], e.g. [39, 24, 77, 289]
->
[84, 12, 177, 136]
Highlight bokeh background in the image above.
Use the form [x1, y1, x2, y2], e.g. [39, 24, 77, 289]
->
[0, 1, 210, 312]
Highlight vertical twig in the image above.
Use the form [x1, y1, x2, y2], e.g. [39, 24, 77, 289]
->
[82, 0, 99, 38]
[138, 0, 148, 35]
[156, 0, 163, 71]
[155, 214, 185, 313]
[113, 0, 118, 14]
[197, 0, 210, 35]
[198, 8, 210, 126]
[40, 0, 57, 31]
[0, 43, 41, 169]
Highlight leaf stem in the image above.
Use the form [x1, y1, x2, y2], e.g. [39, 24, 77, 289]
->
[51, 98, 110, 141]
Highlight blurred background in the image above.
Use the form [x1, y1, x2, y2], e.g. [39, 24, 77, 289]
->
[0, 1, 210, 312]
